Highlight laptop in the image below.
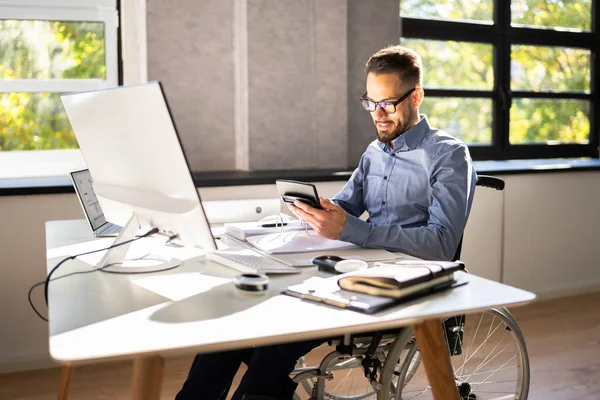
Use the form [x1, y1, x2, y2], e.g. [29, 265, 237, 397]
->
[70, 169, 123, 237]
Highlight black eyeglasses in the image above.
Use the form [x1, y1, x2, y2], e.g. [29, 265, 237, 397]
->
[360, 88, 417, 114]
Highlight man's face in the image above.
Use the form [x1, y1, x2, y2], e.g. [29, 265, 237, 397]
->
[365, 72, 418, 145]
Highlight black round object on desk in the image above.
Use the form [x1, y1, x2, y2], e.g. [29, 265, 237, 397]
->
[233, 273, 269, 292]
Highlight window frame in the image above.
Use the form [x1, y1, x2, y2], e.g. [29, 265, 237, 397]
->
[0, 0, 119, 179]
[401, 0, 599, 160]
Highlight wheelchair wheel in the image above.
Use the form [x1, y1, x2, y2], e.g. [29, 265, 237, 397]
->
[379, 308, 530, 400]
[301, 355, 377, 399]
[294, 330, 414, 400]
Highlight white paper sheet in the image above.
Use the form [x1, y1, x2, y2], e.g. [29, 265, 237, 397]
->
[247, 230, 357, 254]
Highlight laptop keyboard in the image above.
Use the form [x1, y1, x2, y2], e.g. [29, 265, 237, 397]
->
[97, 223, 122, 235]
[207, 249, 300, 275]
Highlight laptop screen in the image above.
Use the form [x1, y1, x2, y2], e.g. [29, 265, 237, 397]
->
[70, 169, 108, 231]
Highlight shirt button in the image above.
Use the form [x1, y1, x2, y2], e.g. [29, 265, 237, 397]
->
[382, 201, 386, 205]
[383, 176, 388, 180]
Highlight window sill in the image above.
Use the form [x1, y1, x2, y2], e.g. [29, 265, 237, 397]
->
[2, 158, 600, 196]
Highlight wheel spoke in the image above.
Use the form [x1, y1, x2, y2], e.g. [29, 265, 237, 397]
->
[455, 318, 506, 376]
[468, 354, 518, 393]
[455, 365, 519, 379]
[405, 370, 428, 383]
[478, 394, 518, 400]
[460, 312, 484, 377]
[404, 386, 432, 400]
[472, 390, 518, 393]
[468, 379, 518, 385]
[463, 342, 514, 383]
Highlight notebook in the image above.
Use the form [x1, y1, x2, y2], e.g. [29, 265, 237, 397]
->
[338, 260, 464, 298]
[70, 169, 122, 237]
[283, 260, 466, 314]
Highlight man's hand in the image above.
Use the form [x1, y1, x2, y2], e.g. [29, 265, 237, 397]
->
[288, 197, 347, 240]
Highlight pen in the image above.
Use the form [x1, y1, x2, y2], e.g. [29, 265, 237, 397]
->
[261, 222, 288, 228]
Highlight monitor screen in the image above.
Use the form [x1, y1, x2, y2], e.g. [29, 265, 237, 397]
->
[60, 82, 217, 251]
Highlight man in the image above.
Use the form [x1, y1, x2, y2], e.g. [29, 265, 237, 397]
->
[291, 45, 476, 261]
[176, 45, 475, 400]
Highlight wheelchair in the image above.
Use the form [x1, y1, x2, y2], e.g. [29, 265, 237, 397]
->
[291, 175, 531, 400]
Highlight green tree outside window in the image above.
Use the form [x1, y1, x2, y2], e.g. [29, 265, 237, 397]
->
[0, 20, 105, 151]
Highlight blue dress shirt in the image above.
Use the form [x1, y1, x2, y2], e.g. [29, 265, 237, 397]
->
[334, 115, 476, 261]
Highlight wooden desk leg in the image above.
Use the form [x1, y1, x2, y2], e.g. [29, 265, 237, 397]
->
[57, 365, 74, 400]
[130, 356, 164, 400]
[413, 319, 460, 400]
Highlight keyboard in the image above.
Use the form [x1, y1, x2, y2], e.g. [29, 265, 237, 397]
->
[96, 222, 122, 236]
[207, 249, 300, 274]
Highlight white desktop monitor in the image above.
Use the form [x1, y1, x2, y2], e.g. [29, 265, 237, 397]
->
[60, 81, 217, 255]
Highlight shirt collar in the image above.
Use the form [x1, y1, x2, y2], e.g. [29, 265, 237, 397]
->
[376, 114, 430, 152]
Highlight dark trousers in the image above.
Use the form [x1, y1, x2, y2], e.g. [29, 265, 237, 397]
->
[175, 338, 324, 400]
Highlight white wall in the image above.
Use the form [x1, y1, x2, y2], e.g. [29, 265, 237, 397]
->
[0, 194, 82, 373]
[502, 172, 600, 295]
[1, 171, 599, 373]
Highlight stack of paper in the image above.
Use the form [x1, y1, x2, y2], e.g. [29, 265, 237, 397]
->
[247, 230, 357, 254]
[224, 219, 311, 241]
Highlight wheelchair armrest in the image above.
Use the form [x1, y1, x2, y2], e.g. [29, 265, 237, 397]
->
[476, 175, 505, 191]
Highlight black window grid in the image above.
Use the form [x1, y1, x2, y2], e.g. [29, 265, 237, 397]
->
[401, 0, 600, 160]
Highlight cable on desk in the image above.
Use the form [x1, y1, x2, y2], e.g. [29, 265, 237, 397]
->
[28, 260, 126, 322]
[28, 253, 168, 321]
[28, 227, 160, 322]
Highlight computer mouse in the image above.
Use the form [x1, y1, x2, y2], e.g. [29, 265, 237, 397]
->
[312, 255, 344, 274]
[334, 259, 368, 273]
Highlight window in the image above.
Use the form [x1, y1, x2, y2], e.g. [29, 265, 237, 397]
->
[400, 0, 598, 160]
[0, 0, 118, 178]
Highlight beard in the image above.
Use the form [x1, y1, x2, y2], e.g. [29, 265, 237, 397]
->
[375, 107, 417, 145]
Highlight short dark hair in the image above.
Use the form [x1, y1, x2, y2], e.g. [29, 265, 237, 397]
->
[365, 45, 422, 87]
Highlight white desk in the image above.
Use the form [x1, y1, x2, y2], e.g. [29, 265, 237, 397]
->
[46, 220, 535, 400]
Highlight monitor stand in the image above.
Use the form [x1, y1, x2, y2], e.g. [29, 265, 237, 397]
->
[98, 214, 182, 274]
